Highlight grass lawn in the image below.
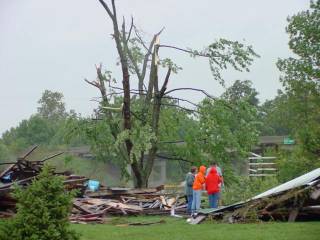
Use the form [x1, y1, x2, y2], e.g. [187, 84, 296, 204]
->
[72, 216, 319, 240]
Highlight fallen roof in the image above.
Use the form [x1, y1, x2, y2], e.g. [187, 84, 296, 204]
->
[252, 168, 320, 200]
[198, 168, 320, 216]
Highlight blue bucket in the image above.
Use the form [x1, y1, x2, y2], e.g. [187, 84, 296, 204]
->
[87, 180, 100, 192]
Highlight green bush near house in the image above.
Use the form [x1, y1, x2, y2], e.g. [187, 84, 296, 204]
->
[222, 176, 279, 205]
[0, 165, 79, 240]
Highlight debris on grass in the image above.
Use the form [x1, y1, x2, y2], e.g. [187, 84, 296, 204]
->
[192, 168, 320, 224]
[0, 146, 188, 224]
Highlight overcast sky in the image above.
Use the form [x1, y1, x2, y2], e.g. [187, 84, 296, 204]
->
[0, 0, 310, 134]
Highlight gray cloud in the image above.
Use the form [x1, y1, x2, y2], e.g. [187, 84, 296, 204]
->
[0, 0, 310, 134]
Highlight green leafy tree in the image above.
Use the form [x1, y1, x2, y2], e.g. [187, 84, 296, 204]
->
[198, 97, 260, 184]
[277, 0, 320, 156]
[1, 90, 74, 153]
[0, 166, 78, 240]
[72, 0, 258, 188]
[0, 141, 10, 162]
[38, 90, 67, 120]
[222, 80, 259, 106]
[265, 0, 320, 182]
[259, 91, 292, 136]
[2, 115, 55, 148]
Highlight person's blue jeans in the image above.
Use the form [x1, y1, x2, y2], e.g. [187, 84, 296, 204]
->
[208, 192, 220, 208]
[191, 190, 202, 214]
[187, 194, 193, 213]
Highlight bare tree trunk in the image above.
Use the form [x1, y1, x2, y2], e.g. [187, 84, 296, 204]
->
[98, 0, 171, 188]
[143, 67, 171, 187]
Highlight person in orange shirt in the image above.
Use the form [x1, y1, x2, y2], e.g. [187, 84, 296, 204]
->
[191, 165, 206, 215]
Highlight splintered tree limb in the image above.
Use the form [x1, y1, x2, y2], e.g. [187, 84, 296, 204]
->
[98, 0, 114, 20]
[145, 39, 159, 105]
[86, 64, 122, 140]
[99, 0, 142, 185]
[85, 78, 99, 89]
[123, 24, 143, 84]
[134, 27, 165, 94]
[39, 152, 64, 162]
[155, 154, 194, 163]
[126, 16, 134, 43]
[142, 58, 173, 187]
[111, 0, 117, 21]
[161, 103, 198, 113]
[99, 84, 199, 108]
[159, 68, 171, 96]
[100, 0, 133, 158]
[142, 43, 162, 185]
[164, 87, 217, 100]
[163, 96, 199, 107]
[20, 145, 38, 160]
[104, 84, 199, 108]
[159, 44, 209, 57]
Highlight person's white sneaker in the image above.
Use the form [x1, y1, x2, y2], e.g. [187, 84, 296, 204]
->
[191, 213, 198, 219]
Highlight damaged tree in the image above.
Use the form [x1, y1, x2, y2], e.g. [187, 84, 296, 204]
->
[82, 0, 258, 188]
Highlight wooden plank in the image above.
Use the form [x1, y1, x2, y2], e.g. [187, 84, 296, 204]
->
[73, 201, 95, 214]
[257, 168, 277, 171]
[188, 215, 207, 224]
[249, 152, 262, 158]
[288, 208, 299, 222]
[0, 164, 15, 179]
[249, 163, 276, 166]
[104, 201, 143, 211]
[20, 145, 38, 159]
[310, 189, 320, 200]
[0, 176, 35, 189]
[166, 197, 176, 207]
[249, 174, 276, 177]
[249, 157, 276, 160]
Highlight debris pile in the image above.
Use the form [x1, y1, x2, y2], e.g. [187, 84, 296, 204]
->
[192, 168, 320, 224]
[0, 146, 187, 223]
[70, 187, 187, 223]
[0, 146, 87, 218]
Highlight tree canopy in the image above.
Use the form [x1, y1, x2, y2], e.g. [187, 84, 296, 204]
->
[277, 0, 320, 156]
[65, 0, 260, 187]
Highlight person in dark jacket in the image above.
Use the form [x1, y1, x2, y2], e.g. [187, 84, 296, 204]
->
[205, 167, 222, 208]
[185, 166, 197, 214]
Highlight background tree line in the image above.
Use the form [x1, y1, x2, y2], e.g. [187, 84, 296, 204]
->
[1, 0, 319, 190]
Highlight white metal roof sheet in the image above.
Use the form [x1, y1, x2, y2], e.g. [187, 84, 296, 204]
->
[252, 168, 320, 200]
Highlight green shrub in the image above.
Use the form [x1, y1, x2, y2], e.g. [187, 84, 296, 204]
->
[0, 165, 79, 240]
[277, 148, 320, 183]
[222, 176, 279, 205]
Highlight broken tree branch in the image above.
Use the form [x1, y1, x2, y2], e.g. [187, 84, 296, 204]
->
[155, 154, 194, 163]
[98, 0, 114, 20]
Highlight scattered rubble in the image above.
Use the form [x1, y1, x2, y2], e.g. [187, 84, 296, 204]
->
[0, 146, 187, 223]
[70, 187, 187, 223]
[0, 146, 88, 218]
[192, 168, 320, 224]
[3, 146, 319, 225]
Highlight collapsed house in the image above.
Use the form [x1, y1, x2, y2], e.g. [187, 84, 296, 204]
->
[191, 168, 320, 224]
[0, 146, 187, 223]
[70, 186, 186, 223]
[2, 146, 320, 224]
[0, 146, 88, 218]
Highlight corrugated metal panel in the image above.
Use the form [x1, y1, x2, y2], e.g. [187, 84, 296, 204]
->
[252, 168, 320, 200]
